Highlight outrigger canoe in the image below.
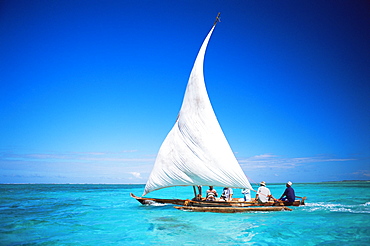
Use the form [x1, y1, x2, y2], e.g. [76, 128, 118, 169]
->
[131, 193, 306, 208]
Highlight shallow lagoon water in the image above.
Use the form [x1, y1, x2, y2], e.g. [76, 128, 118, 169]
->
[1, 182, 369, 245]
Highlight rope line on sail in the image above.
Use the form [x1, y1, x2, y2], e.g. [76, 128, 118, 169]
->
[245, 175, 259, 190]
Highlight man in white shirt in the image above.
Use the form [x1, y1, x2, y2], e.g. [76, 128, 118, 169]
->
[241, 188, 251, 201]
[255, 181, 272, 203]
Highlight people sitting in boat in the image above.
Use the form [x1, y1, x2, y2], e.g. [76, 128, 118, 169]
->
[255, 181, 272, 203]
[220, 187, 233, 201]
[278, 181, 295, 205]
[241, 188, 251, 202]
[206, 186, 218, 201]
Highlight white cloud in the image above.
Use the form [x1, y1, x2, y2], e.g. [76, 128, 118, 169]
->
[352, 170, 370, 177]
[2, 151, 153, 163]
[129, 172, 142, 179]
[239, 153, 356, 170]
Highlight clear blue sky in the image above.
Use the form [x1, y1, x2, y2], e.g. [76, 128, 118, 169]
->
[1, 0, 369, 184]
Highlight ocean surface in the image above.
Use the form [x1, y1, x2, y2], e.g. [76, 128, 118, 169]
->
[1, 182, 369, 245]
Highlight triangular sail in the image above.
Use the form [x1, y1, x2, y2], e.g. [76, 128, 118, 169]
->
[143, 19, 252, 196]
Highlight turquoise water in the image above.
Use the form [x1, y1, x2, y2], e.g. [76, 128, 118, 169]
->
[1, 182, 369, 245]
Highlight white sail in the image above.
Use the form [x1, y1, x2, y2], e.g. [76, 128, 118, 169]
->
[143, 23, 252, 196]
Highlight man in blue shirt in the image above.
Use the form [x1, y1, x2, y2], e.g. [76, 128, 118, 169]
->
[279, 181, 295, 205]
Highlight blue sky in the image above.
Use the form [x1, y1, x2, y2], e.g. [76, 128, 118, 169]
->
[1, 0, 369, 184]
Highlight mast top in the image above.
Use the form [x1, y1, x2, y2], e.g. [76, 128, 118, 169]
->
[213, 12, 221, 26]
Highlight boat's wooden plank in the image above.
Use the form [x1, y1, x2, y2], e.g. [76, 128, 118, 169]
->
[174, 206, 293, 213]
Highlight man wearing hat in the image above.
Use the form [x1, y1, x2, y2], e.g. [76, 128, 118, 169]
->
[279, 181, 296, 205]
[255, 181, 272, 203]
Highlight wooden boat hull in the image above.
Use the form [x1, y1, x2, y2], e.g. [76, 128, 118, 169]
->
[174, 206, 293, 213]
[185, 199, 301, 207]
[130, 193, 305, 207]
[130, 193, 186, 205]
